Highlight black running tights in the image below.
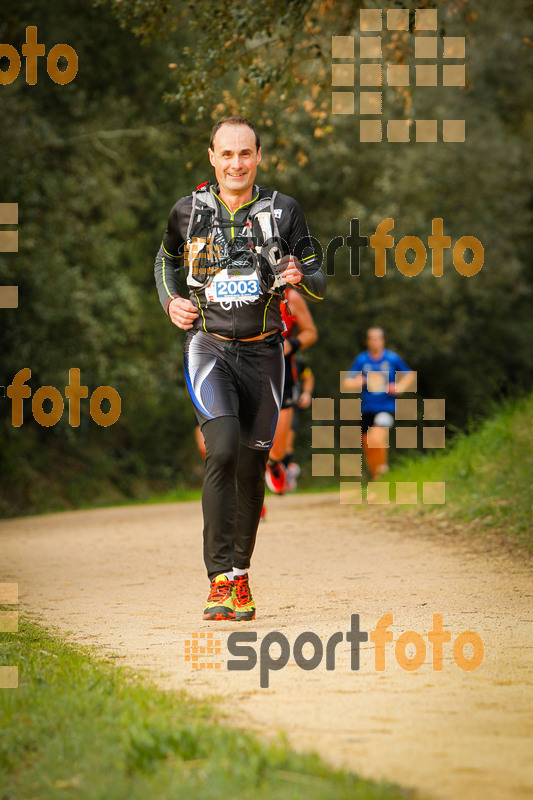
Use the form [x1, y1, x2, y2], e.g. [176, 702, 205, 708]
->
[201, 415, 268, 580]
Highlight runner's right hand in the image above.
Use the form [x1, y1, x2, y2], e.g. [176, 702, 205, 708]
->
[168, 297, 199, 330]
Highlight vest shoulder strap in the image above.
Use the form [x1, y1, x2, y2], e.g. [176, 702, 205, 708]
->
[186, 187, 219, 239]
[187, 185, 282, 249]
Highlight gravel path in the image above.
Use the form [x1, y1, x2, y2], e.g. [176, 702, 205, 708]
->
[1, 493, 532, 800]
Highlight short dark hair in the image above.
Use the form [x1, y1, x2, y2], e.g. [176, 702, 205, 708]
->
[209, 116, 261, 151]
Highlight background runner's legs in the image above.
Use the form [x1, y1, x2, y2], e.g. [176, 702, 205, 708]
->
[269, 406, 294, 462]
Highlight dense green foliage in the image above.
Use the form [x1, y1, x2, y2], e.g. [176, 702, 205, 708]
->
[0, 617, 413, 799]
[1, 0, 532, 515]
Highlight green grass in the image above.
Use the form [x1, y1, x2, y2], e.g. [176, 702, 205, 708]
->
[0, 617, 414, 800]
[385, 393, 533, 550]
[149, 481, 339, 504]
[133, 485, 203, 505]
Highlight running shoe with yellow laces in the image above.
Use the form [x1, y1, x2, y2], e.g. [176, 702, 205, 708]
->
[233, 572, 256, 621]
[202, 574, 235, 620]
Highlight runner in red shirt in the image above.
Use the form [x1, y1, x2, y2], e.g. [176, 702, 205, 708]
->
[266, 286, 318, 494]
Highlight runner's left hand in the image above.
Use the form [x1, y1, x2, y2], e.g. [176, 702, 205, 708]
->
[278, 255, 303, 285]
[298, 390, 312, 409]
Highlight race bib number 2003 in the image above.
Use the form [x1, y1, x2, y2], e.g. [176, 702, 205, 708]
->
[205, 269, 260, 306]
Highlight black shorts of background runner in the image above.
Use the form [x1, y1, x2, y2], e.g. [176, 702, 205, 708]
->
[291, 404, 300, 431]
[361, 411, 395, 434]
[281, 353, 298, 409]
[183, 329, 284, 578]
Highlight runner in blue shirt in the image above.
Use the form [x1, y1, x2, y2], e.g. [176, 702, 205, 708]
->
[343, 328, 415, 479]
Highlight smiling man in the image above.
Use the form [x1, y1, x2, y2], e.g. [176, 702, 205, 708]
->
[154, 116, 326, 621]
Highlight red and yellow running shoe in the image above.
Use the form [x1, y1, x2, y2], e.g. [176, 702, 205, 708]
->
[202, 574, 235, 620]
[233, 572, 256, 621]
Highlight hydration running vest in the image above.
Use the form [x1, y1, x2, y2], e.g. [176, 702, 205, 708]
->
[154, 181, 326, 339]
[185, 184, 285, 298]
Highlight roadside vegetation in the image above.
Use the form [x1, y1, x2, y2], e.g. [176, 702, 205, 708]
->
[0, 616, 414, 800]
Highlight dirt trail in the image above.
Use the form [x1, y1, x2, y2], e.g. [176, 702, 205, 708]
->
[1, 494, 532, 800]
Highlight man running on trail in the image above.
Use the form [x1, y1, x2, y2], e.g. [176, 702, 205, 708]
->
[154, 116, 326, 620]
[343, 327, 415, 480]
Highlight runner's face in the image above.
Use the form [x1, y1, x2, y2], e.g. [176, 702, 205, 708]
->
[367, 330, 385, 353]
[208, 124, 261, 197]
